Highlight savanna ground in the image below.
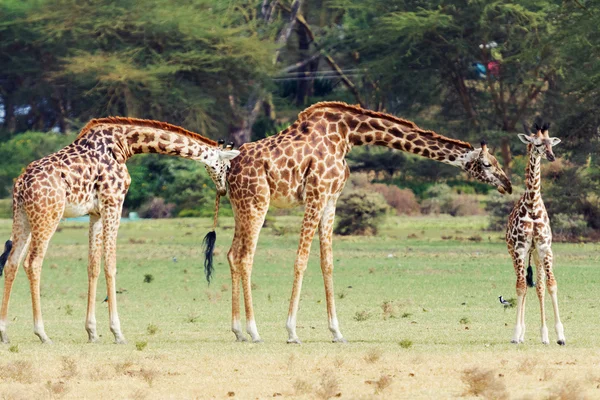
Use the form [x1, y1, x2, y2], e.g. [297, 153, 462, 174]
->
[0, 215, 598, 399]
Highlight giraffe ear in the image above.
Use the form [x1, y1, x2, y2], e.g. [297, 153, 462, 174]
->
[549, 137, 561, 146]
[517, 134, 533, 144]
[218, 149, 240, 160]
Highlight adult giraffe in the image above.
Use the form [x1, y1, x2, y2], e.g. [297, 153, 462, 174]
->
[206, 101, 512, 343]
[0, 117, 239, 344]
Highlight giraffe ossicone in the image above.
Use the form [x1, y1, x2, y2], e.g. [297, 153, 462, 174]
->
[205, 101, 512, 344]
[0, 117, 237, 344]
[506, 121, 565, 346]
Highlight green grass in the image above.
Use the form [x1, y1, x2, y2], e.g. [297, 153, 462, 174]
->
[0, 215, 598, 398]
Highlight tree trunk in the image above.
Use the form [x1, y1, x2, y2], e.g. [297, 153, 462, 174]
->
[295, 23, 311, 106]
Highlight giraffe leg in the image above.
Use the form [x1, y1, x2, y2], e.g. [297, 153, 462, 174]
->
[228, 233, 246, 342]
[541, 247, 565, 345]
[532, 251, 549, 344]
[101, 205, 126, 344]
[511, 250, 527, 344]
[319, 197, 345, 343]
[287, 200, 326, 344]
[0, 210, 31, 344]
[85, 214, 103, 343]
[240, 206, 268, 343]
[23, 213, 61, 344]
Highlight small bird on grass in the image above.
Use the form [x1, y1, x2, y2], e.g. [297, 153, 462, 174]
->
[499, 296, 511, 307]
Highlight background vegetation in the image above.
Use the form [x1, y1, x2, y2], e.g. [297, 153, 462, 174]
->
[1, 0, 599, 237]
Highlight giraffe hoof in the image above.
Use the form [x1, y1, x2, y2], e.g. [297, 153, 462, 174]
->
[41, 338, 53, 345]
[557, 340, 566, 346]
[235, 336, 248, 342]
[510, 340, 519, 344]
[252, 338, 264, 344]
[88, 337, 99, 344]
[542, 340, 549, 345]
[114, 338, 127, 345]
[287, 338, 302, 344]
[332, 338, 348, 344]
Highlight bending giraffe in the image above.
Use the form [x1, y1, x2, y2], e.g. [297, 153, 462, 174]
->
[205, 101, 512, 343]
[506, 122, 565, 345]
[0, 118, 239, 344]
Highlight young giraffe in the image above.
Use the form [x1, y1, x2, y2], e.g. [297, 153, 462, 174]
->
[506, 122, 565, 345]
[207, 101, 512, 343]
[0, 118, 239, 344]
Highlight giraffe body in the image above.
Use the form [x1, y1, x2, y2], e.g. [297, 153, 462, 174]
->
[506, 122, 565, 345]
[0, 118, 238, 344]
[221, 101, 512, 343]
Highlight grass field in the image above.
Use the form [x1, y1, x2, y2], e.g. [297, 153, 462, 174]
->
[0, 215, 598, 399]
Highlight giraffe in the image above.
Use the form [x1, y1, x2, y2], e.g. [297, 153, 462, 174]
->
[204, 101, 512, 343]
[506, 121, 565, 345]
[0, 117, 239, 344]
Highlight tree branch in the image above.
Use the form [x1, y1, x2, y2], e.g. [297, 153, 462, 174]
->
[277, 1, 365, 107]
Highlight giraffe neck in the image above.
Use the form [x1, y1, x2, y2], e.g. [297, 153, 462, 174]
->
[106, 125, 216, 163]
[342, 112, 474, 168]
[524, 145, 542, 209]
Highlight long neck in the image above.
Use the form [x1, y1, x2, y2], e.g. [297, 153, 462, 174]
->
[109, 125, 215, 162]
[524, 145, 542, 208]
[343, 112, 474, 168]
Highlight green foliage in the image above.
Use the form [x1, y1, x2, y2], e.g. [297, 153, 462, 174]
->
[334, 189, 389, 236]
[0, 199, 11, 219]
[1, 0, 275, 135]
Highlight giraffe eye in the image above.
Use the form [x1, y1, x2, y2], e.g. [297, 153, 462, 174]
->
[482, 162, 491, 168]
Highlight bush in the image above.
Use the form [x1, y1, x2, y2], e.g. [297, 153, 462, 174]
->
[485, 189, 524, 231]
[370, 184, 420, 215]
[334, 190, 389, 236]
[420, 198, 441, 215]
[551, 213, 589, 241]
[138, 198, 175, 219]
[447, 195, 484, 216]
[421, 183, 483, 216]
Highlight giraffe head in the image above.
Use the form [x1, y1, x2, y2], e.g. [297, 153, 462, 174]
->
[464, 141, 512, 194]
[518, 122, 560, 162]
[204, 140, 240, 196]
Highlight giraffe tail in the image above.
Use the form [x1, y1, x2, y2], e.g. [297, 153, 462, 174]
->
[202, 231, 216, 284]
[202, 193, 221, 284]
[526, 252, 535, 288]
[0, 239, 13, 277]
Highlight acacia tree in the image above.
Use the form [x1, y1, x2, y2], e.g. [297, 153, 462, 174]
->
[0, 0, 275, 138]
[328, 0, 554, 171]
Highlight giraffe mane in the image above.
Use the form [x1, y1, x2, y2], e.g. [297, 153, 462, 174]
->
[76, 117, 218, 147]
[299, 101, 474, 150]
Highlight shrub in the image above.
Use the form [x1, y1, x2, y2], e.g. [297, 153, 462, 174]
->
[334, 190, 389, 236]
[485, 188, 524, 231]
[421, 184, 483, 216]
[420, 198, 441, 215]
[370, 184, 420, 215]
[551, 213, 589, 241]
[446, 195, 484, 216]
[138, 198, 175, 219]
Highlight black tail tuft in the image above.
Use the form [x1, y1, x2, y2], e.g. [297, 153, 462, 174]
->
[526, 261, 535, 288]
[0, 240, 13, 277]
[202, 230, 217, 284]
